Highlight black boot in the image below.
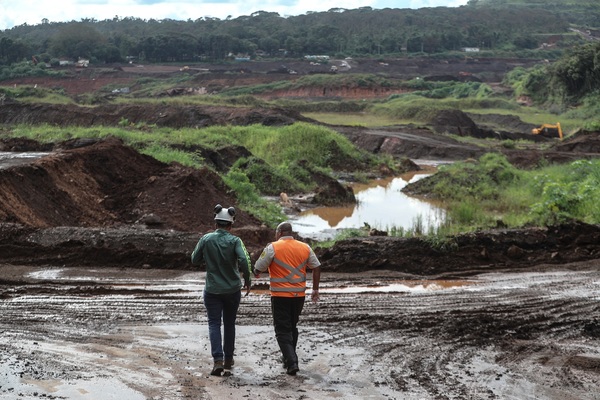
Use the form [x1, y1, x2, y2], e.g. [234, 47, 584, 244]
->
[286, 363, 299, 375]
[280, 343, 299, 375]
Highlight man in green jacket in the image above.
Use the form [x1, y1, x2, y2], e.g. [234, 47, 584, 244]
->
[191, 204, 251, 376]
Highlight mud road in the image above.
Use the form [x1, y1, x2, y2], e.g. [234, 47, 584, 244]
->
[1, 261, 598, 400]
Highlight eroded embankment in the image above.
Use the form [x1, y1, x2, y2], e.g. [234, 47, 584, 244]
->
[0, 137, 260, 231]
[0, 102, 308, 128]
[319, 222, 600, 276]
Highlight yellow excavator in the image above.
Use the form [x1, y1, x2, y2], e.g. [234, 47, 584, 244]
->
[532, 122, 563, 140]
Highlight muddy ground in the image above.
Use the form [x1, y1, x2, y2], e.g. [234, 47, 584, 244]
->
[1, 57, 540, 98]
[1, 263, 598, 400]
[1, 60, 600, 399]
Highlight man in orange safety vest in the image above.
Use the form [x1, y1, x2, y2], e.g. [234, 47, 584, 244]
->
[253, 221, 321, 376]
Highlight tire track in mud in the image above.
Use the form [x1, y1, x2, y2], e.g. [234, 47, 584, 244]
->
[241, 269, 600, 399]
[1, 266, 599, 399]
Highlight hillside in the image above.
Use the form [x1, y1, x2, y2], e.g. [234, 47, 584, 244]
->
[474, 0, 600, 26]
[1, 2, 599, 68]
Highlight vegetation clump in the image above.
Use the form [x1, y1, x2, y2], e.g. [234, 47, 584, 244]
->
[504, 41, 600, 130]
[404, 154, 600, 233]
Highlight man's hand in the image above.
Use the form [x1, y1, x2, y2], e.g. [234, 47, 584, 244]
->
[311, 289, 319, 303]
[252, 268, 261, 279]
[244, 280, 251, 297]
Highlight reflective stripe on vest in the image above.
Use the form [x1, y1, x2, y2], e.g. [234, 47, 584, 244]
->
[269, 239, 310, 297]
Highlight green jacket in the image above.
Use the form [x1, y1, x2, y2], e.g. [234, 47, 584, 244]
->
[191, 229, 251, 295]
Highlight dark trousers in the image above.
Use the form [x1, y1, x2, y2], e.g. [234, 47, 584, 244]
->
[204, 290, 241, 361]
[271, 296, 305, 367]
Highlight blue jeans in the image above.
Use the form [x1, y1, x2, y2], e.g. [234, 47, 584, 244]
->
[203, 290, 241, 361]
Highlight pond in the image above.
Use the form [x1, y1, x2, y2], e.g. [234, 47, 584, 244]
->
[290, 167, 445, 241]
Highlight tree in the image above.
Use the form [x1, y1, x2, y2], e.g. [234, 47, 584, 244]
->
[49, 23, 105, 60]
[109, 33, 137, 60]
[96, 45, 122, 63]
[551, 42, 600, 98]
[0, 3, 590, 62]
[258, 37, 279, 55]
[0, 37, 31, 64]
[284, 36, 305, 56]
[307, 25, 343, 54]
[198, 34, 236, 61]
[512, 35, 538, 50]
[135, 34, 197, 62]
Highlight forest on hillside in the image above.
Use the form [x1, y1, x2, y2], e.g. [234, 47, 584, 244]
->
[0, 0, 599, 66]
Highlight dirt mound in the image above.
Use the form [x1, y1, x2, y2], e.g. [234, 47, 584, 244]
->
[0, 102, 310, 128]
[319, 222, 600, 276]
[0, 137, 260, 232]
[431, 110, 549, 142]
[430, 109, 481, 136]
[335, 124, 487, 161]
[469, 112, 538, 135]
[554, 130, 600, 153]
[501, 131, 600, 168]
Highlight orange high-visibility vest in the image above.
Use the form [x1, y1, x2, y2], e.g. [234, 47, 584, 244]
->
[268, 239, 311, 297]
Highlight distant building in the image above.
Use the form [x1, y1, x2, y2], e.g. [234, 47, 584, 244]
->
[304, 55, 330, 61]
[76, 58, 90, 68]
[461, 47, 480, 52]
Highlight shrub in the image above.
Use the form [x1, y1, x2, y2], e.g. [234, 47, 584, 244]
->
[530, 182, 581, 225]
[232, 157, 303, 195]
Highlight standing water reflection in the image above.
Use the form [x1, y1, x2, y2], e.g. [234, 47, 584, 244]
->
[291, 169, 445, 240]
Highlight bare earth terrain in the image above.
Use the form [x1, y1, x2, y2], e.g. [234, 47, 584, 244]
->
[0, 59, 599, 399]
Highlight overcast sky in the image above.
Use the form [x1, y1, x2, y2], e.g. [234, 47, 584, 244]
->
[0, 0, 468, 31]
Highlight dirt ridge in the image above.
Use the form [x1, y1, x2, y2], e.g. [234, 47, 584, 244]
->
[1, 219, 599, 274]
[319, 222, 600, 276]
[0, 102, 310, 128]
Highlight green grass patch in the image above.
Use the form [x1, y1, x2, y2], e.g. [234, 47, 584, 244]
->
[124, 75, 196, 97]
[0, 85, 73, 104]
[222, 170, 285, 227]
[139, 144, 204, 167]
[303, 112, 412, 127]
[0, 61, 66, 81]
[405, 154, 600, 231]
[370, 93, 519, 123]
[112, 93, 272, 108]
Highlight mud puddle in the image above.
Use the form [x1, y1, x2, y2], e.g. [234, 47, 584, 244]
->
[0, 151, 50, 169]
[326, 279, 476, 294]
[292, 171, 445, 240]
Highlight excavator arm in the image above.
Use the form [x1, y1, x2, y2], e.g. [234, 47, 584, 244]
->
[532, 123, 563, 140]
